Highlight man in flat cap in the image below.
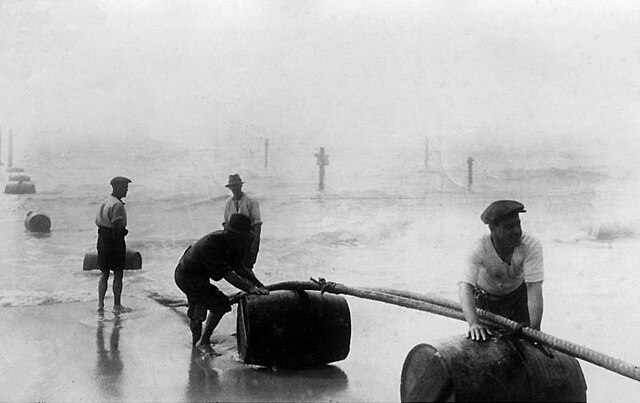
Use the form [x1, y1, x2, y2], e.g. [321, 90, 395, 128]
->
[95, 176, 132, 312]
[223, 174, 262, 270]
[175, 214, 269, 347]
[458, 200, 544, 341]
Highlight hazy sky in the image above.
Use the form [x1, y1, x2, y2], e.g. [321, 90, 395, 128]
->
[1, 0, 640, 161]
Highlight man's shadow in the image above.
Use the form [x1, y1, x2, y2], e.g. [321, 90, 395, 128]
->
[95, 313, 124, 400]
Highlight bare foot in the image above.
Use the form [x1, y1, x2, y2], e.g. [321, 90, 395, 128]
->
[197, 344, 222, 356]
[113, 305, 131, 313]
[197, 334, 213, 347]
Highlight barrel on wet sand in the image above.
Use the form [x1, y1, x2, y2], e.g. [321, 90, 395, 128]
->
[237, 289, 351, 368]
[82, 248, 142, 271]
[4, 181, 36, 194]
[400, 335, 587, 402]
[24, 211, 51, 233]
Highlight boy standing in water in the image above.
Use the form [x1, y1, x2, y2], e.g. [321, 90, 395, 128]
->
[458, 200, 544, 341]
[95, 176, 132, 312]
[175, 213, 269, 347]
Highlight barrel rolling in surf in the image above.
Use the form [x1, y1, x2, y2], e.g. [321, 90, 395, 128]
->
[82, 248, 142, 271]
[24, 211, 51, 233]
[237, 289, 351, 368]
[400, 335, 587, 402]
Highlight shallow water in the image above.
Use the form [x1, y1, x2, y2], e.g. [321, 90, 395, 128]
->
[2, 136, 640, 400]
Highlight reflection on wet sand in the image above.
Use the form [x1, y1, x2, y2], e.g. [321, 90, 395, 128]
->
[95, 313, 123, 400]
[184, 345, 221, 401]
[184, 341, 349, 402]
[225, 364, 349, 401]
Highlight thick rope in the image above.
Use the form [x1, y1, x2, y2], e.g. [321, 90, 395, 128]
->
[150, 279, 640, 382]
[367, 287, 640, 382]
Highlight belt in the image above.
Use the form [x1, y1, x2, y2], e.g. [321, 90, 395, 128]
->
[474, 282, 526, 301]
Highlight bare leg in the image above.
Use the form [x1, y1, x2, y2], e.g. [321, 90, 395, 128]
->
[112, 270, 124, 308]
[98, 270, 110, 311]
[190, 319, 203, 347]
[198, 310, 226, 346]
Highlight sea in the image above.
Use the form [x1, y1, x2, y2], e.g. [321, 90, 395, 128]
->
[2, 133, 640, 400]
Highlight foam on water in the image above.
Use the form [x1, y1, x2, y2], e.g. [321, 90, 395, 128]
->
[1, 135, 639, 308]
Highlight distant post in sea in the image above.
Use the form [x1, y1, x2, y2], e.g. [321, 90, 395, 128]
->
[467, 156, 474, 191]
[8, 129, 13, 168]
[264, 138, 269, 169]
[424, 137, 429, 169]
[315, 147, 329, 191]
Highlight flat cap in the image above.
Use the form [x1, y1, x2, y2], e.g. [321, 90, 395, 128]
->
[481, 200, 526, 225]
[110, 176, 132, 186]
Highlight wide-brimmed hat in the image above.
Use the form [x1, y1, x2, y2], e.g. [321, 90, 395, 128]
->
[225, 174, 244, 188]
[481, 200, 526, 225]
[110, 176, 132, 186]
[224, 213, 253, 237]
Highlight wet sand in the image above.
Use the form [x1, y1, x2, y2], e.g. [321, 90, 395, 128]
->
[0, 293, 465, 402]
[3, 277, 640, 401]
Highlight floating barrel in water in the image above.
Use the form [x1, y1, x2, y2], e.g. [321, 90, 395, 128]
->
[4, 181, 36, 194]
[82, 248, 142, 271]
[237, 289, 351, 368]
[24, 211, 51, 232]
[400, 335, 587, 402]
[8, 173, 31, 182]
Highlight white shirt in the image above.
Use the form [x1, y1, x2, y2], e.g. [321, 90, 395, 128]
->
[95, 195, 127, 228]
[223, 192, 262, 226]
[460, 232, 544, 295]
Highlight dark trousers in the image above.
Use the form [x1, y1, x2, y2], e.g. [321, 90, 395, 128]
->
[97, 227, 126, 271]
[474, 282, 530, 325]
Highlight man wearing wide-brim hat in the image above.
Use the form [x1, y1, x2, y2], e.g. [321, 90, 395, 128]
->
[174, 213, 269, 347]
[223, 173, 262, 270]
[458, 200, 544, 341]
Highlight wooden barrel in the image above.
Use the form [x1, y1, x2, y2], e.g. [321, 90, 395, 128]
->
[400, 335, 587, 402]
[237, 289, 351, 368]
[82, 248, 142, 271]
[24, 211, 51, 232]
[6, 167, 25, 173]
[4, 181, 36, 194]
[8, 173, 31, 182]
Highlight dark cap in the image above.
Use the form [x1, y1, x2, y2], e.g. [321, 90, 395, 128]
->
[481, 200, 526, 225]
[223, 213, 253, 237]
[225, 174, 243, 188]
[110, 176, 132, 186]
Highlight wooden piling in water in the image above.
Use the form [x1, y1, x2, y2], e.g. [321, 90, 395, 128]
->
[315, 147, 329, 191]
[8, 129, 13, 168]
[467, 156, 474, 191]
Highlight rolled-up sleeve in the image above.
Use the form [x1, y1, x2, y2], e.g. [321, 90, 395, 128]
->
[460, 243, 482, 286]
[248, 197, 262, 226]
[523, 237, 544, 283]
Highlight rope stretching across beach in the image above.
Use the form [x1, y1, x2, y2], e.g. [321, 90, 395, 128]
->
[149, 277, 640, 383]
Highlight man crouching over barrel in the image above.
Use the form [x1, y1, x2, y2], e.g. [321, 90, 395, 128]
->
[458, 200, 544, 341]
[175, 213, 269, 347]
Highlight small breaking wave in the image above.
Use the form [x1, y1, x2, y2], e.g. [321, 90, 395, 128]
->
[588, 221, 637, 242]
[0, 290, 95, 307]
